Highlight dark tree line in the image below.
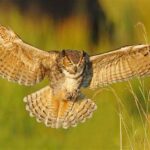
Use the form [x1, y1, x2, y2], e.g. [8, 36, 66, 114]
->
[0, 0, 114, 46]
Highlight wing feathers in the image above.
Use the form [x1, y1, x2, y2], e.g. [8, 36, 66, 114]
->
[0, 25, 58, 86]
[89, 45, 150, 88]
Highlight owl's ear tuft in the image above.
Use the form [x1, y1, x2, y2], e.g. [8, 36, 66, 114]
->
[61, 50, 66, 57]
[82, 51, 86, 57]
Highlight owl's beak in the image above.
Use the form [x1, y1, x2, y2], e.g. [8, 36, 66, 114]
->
[74, 66, 77, 72]
[73, 66, 77, 74]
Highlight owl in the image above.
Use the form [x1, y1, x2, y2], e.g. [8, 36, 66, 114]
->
[0, 24, 150, 129]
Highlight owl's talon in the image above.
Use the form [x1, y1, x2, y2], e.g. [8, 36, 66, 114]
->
[65, 89, 80, 100]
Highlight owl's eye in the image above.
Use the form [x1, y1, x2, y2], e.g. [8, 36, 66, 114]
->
[63, 58, 72, 66]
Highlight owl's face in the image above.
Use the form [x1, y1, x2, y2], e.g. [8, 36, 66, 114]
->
[59, 50, 87, 78]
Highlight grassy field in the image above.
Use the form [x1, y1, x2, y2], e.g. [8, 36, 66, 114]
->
[0, 0, 150, 150]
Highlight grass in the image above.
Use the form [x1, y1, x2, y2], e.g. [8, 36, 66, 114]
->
[110, 79, 150, 150]
[0, 1, 150, 150]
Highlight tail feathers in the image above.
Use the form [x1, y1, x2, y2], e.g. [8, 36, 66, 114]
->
[24, 86, 52, 123]
[23, 86, 97, 129]
[62, 99, 97, 128]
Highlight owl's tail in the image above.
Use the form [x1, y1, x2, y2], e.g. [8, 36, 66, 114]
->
[23, 86, 97, 129]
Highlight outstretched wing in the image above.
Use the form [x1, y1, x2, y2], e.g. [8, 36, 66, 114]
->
[0, 25, 58, 86]
[89, 45, 150, 88]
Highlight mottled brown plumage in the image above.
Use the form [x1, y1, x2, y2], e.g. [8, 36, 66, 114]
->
[0, 24, 150, 129]
[24, 86, 96, 128]
[89, 45, 150, 88]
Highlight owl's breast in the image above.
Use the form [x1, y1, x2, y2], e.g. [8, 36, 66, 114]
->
[63, 77, 80, 92]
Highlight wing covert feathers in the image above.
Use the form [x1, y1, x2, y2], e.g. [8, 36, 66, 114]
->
[23, 86, 97, 129]
[0, 24, 58, 86]
[89, 45, 150, 88]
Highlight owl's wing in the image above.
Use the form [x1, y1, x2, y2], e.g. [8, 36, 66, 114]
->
[89, 45, 150, 88]
[0, 25, 58, 86]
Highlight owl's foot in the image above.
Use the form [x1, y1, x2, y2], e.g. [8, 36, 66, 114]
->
[65, 89, 80, 101]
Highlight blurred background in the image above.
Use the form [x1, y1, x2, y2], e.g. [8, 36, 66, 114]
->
[0, 0, 150, 149]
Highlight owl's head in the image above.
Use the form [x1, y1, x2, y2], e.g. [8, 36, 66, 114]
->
[59, 50, 88, 78]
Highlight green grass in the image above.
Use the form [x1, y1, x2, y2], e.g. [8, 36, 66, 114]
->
[0, 1, 150, 150]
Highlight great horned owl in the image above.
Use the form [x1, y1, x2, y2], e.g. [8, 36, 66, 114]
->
[0, 25, 150, 129]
